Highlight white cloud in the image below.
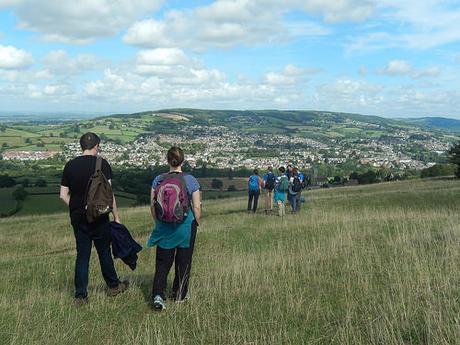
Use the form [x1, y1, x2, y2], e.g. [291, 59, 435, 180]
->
[378, 60, 440, 79]
[303, 0, 375, 23]
[0, 44, 33, 69]
[43, 84, 72, 96]
[264, 64, 318, 85]
[0, 0, 21, 8]
[379, 60, 412, 76]
[136, 48, 190, 66]
[42, 50, 102, 75]
[8, 0, 163, 43]
[349, 0, 460, 51]
[124, 1, 329, 51]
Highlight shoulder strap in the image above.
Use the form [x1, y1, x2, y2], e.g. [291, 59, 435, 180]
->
[95, 156, 102, 173]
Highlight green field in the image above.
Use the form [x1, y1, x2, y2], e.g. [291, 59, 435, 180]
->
[0, 186, 138, 217]
[0, 179, 459, 344]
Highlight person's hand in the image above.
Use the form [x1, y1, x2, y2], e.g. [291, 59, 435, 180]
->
[114, 216, 121, 224]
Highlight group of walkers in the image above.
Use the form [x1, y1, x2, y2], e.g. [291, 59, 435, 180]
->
[60, 132, 200, 311]
[247, 165, 306, 216]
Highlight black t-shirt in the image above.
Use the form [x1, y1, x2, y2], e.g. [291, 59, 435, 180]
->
[61, 155, 113, 225]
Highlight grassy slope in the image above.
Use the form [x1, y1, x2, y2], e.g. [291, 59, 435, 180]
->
[0, 179, 459, 344]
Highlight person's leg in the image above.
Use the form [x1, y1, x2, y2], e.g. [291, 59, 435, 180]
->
[281, 201, 286, 216]
[269, 190, 274, 210]
[264, 190, 269, 212]
[152, 247, 175, 299]
[72, 223, 92, 299]
[277, 200, 283, 217]
[253, 191, 260, 213]
[248, 191, 254, 211]
[172, 221, 198, 300]
[291, 194, 297, 212]
[93, 222, 120, 289]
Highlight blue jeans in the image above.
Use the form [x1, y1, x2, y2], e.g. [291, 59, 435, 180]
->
[288, 192, 297, 212]
[72, 221, 120, 298]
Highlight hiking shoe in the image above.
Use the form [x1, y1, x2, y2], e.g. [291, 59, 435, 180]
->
[74, 297, 89, 307]
[152, 295, 166, 311]
[108, 280, 129, 297]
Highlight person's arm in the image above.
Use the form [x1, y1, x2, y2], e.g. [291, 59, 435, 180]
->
[192, 190, 201, 224]
[150, 187, 156, 220]
[59, 185, 70, 206]
[108, 179, 121, 223]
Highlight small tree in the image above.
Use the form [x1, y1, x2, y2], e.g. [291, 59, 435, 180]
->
[448, 141, 460, 178]
[21, 178, 30, 188]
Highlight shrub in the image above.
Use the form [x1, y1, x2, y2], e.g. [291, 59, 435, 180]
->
[211, 178, 223, 189]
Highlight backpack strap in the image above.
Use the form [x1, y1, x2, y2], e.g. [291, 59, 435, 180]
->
[95, 156, 102, 173]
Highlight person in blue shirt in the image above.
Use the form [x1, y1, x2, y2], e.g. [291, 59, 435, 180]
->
[247, 169, 262, 213]
[147, 146, 201, 311]
[262, 166, 276, 213]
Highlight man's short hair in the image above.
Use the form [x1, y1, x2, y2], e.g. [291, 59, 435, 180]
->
[80, 132, 100, 151]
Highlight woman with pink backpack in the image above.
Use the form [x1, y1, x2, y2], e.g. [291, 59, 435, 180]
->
[147, 146, 201, 311]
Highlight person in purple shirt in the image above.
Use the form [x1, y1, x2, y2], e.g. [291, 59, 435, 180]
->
[148, 146, 201, 311]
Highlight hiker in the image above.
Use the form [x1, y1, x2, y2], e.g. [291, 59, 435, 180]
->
[293, 168, 304, 212]
[60, 132, 128, 306]
[247, 169, 263, 213]
[287, 168, 301, 213]
[263, 166, 276, 213]
[274, 166, 289, 217]
[148, 146, 201, 311]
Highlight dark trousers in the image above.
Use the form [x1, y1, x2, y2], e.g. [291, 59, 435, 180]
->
[152, 221, 197, 301]
[72, 221, 120, 299]
[248, 190, 260, 213]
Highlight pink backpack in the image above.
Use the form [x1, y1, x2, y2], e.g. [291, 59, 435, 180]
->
[154, 173, 190, 223]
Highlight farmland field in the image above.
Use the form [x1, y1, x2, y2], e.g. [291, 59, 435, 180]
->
[0, 178, 459, 344]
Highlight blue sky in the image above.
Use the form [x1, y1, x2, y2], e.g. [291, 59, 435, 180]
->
[0, 0, 459, 118]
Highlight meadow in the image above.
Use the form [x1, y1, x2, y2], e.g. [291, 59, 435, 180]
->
[0, 178, 459, 344]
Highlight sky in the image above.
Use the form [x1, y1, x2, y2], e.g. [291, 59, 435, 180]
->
[0, 0, 460, 119]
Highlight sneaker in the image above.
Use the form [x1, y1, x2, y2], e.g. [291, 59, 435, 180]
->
[108, 280, 129, 297]
[152, 295, 166, 311]
[74, 297, 89, 307]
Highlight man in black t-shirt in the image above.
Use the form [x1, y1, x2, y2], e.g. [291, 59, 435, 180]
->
[60, 132, 128, 305]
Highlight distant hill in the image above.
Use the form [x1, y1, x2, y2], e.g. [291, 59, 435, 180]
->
[399, 117, 460, 134]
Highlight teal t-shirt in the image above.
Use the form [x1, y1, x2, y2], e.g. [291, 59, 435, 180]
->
[147, 173, 200, 249]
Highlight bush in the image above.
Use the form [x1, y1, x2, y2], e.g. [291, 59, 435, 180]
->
[35, 178, 47, 187]
[227, 185, 237, 192]
[448, 142, 460, 178]
[13, 186, 28, 201]
[0, 174, 16, 188]
[421, 164, 456, 178]
[211, 178, 223, 189]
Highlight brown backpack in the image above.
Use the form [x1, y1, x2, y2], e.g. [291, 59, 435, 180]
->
[85, 156, 113, 223]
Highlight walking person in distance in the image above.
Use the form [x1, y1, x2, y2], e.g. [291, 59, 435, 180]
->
[148, 146, 201, 311]
[59, 132, 128, 306]
[263, 166, 276, 214]
[274, 166, 289, 217]
[247, 169, 263, 213]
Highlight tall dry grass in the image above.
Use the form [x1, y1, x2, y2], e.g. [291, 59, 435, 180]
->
[0, 178, 459, 344]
